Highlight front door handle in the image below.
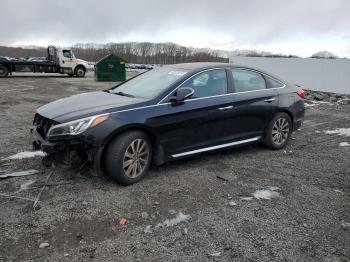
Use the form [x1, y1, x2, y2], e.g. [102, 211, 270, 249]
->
[218, 105, 234, 111]
[264, 98, 276, 103]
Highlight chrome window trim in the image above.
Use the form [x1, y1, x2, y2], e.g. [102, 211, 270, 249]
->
[172, 136, 261, 158]
[158, 67, 285, 104]
[110, 67, 286, 115]
[110, 85, 286, 115]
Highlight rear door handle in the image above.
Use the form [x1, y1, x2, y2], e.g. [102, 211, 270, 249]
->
[264, 98, 276, 103]
[218, 105, 234, 111]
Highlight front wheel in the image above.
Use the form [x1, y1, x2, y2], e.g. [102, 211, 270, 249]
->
[105, 131, 152, 185]
[74, 66, 86, 77]
[263, 112, 292, 150]
[0, 64, 9, 78]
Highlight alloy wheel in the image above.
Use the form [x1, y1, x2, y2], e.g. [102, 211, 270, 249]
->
[123, 139, 150, 178]
[272, 117, 290, 146]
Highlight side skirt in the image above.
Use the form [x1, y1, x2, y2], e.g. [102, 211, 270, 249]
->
[171, 136, 261, 158]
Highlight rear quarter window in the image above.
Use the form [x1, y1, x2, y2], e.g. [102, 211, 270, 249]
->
[265, 76, 285, 88]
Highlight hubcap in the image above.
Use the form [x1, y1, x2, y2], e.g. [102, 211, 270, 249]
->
[77, 69, 84, 76]
[123, 139, 150, 178]
[272, 117, 290, 145]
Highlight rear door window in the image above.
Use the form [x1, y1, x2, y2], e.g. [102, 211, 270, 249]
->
[231, 69, 266, 92]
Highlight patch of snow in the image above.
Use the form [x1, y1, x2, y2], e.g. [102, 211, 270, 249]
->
[324, 128, 350, 137]
[305, 101, 333, 108]
[210, 252, 221, 257]
[0, 170, 40, 179]
[39, 242, 49, 249]
[240, 197, 253, 201]
[315, 130, 321, 134]
[304, 103, 317, 108]
[337, 98, 350, 105]
[341, 222, 350, 229]
[19, 180, 35, 191]
[141, 212, 149, 219]
[144, 225, 152, 234]
[253, 189, 280, 200]
[2, 151, 46, 161]
[269, 186, 280, 191]
[155, 212, 191, 228]
[229, 201, 237, 206]
[339, 142, 350, 147]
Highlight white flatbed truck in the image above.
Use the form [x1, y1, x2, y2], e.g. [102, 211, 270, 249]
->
[0, 46, 88, 77]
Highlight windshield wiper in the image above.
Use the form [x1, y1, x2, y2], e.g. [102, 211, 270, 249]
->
[114, 91, 135, 98]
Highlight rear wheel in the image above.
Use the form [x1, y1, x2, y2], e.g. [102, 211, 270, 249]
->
[263, 112, 292, 149]
[105, 131, 152, 185]
[0, 64, 9, 78]
[74, 66, 86, 77]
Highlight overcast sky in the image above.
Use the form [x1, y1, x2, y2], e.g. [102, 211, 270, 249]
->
[1, 0, 349, 57]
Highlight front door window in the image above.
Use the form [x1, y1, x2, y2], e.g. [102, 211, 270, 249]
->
[181, 69, 228, 98]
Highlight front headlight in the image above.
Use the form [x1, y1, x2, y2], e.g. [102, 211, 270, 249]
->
[47, 113, 110, 137]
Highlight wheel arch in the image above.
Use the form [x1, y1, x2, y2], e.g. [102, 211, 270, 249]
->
[99, 124, 165, 173]
[278, 109, 294, 129]
[74, 64, 86, 72]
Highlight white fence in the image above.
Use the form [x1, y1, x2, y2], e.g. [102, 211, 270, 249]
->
[230, 57, 350, 94]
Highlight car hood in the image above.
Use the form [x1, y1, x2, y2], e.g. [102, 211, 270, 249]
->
[37, 91, 146, 123]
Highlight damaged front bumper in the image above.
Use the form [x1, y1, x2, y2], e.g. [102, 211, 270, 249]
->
[31, 127, 103, 175]
[32, 126, 61, 154]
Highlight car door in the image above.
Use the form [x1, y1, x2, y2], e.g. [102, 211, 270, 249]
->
[152, 68, 237, 157]
[226, 68, 280, 140]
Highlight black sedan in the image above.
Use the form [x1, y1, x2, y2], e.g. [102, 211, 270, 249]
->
[32, 63, 305, 185]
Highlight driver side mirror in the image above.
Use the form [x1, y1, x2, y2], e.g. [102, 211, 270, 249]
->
[169, 87, 194, 103]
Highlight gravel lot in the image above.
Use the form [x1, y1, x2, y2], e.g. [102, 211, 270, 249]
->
[0, 72, 349, 262]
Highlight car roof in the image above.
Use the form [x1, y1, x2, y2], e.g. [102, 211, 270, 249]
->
[162, 62, 286, 82]
[163, 62, 264, 72]
[163, 62, 229, 70]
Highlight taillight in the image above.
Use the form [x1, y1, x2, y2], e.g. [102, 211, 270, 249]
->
[296, 89, 305, 98]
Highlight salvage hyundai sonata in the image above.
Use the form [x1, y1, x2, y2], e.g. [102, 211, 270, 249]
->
[32, 63, 305, 185]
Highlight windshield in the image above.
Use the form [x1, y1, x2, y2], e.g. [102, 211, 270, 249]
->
[111, 67, 188, 99]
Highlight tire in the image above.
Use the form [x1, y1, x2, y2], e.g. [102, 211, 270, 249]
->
[263, 112, 292, 150]
[0, 64, 9, 78]
[104, 131, 152, 185]
[74, 66, 86, 77]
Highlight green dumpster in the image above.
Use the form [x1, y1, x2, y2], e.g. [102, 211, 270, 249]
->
[95, 54, 126, 81]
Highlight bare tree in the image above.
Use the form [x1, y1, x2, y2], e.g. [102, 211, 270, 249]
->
[0, 42, 229, 64]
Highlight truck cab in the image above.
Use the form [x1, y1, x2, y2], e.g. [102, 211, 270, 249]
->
[50, 46, 88, 77]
